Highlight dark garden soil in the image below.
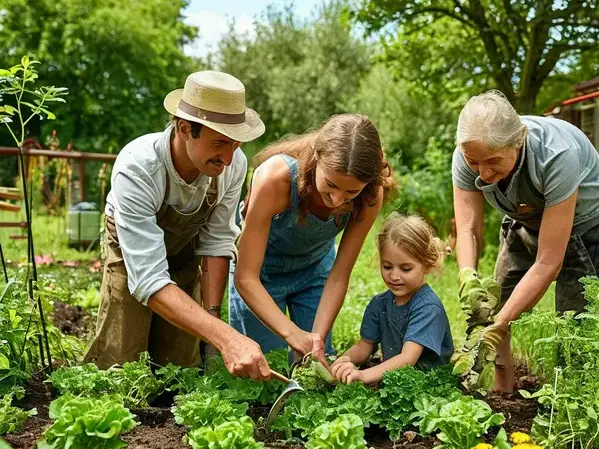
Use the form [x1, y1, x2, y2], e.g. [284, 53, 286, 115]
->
[51, 300, 93, 339]
[4, 365, 541, 449]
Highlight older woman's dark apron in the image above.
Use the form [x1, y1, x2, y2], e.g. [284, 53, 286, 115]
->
[484, 164, 599, 313]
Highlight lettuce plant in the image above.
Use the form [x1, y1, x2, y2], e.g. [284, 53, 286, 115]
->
[306, 414, 370, 449]
[411, 394, 504, 449]
[47, 352, 162, 407]
[377, 365, 461, 439]
[326, 383, 381, 427]
[37, 393, 138, 449]
[184, 416, 264, 449]
[0, 387, 36, 435]
[172, 391, 248, 430]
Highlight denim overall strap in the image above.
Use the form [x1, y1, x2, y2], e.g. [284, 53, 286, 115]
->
[278, 154, 300, 209]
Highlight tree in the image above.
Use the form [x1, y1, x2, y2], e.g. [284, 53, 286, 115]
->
[355, 0, 599, 113]
[344, 63, 458, 165]
[0, 0, 199, 152]
[215, 2, 371, 158]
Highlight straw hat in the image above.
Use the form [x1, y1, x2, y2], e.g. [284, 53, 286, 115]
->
[164, 71, 265, 143]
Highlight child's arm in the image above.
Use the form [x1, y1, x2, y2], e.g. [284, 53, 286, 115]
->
[343, 342, 424, 385]
[330, 338, 375, 383]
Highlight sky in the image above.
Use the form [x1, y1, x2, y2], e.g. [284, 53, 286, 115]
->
[183, 0, 326, 58]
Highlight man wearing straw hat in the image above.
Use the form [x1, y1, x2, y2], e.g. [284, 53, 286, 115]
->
[84, 71, 271, 380]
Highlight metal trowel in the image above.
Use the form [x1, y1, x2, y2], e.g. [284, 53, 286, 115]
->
[265, 369, 304, 431]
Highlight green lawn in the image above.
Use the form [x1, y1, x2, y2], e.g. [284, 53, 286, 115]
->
[0, 210, 99, 263]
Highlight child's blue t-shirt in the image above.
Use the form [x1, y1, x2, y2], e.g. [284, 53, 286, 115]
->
[359, 284, 454, 370]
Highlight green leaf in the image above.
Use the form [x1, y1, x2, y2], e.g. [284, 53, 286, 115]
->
[0, 355, 9, 370]
[20, 56, 29, 67]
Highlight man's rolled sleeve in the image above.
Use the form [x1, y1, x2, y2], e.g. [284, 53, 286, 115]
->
[112, 170, 173, 305]
[195, 150, 247, 261]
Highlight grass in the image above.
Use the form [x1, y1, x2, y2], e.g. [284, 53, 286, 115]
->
[0, 210, 99, 263]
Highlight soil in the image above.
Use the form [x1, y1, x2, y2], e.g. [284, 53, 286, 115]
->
[51, 300, 92, 339]
[4, 366, 540, 449]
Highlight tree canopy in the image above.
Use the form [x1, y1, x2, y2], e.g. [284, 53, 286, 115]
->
[355, 0, 599, 113]
[0, 0, 199, 152]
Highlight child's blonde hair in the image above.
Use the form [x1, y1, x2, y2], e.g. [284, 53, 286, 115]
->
[377, 213, 446, 270]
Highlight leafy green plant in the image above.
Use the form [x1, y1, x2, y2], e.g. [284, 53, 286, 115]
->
[326, 383, 381, 427]
[0, 56, 67, 146]
[197, 352, 287, 405]
[377, 365, 461, 440]
[0, 271, 82, 393]
[172, 391, 248, 430]
[184, 416, 264, 449]
[37, 393, 138, 449]
[518, 276, 599, 448]
[0, 387, 37, 435]
[47, 363, 114, 397]
[156, 364, 203, 394]
[47, 352, 162, 407]
[292, 360, 335, 392]
[306, 414, 370, 449]
[451, 270, 502, 393]
[272, 391, 332, 438]
[411, 394, 505, 449]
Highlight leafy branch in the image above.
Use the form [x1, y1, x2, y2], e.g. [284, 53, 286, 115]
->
[0, 55, 67, 147]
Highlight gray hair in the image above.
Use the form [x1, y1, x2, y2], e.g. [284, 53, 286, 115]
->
[456, 90, 527, 151]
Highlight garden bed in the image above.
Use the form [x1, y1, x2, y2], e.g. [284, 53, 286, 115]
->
[5, 369, 539, 449]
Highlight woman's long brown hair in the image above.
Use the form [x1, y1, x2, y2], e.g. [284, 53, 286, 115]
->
[252, 113, 396, 220]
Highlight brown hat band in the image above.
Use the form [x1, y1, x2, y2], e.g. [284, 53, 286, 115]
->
[178, 99, 246, 124]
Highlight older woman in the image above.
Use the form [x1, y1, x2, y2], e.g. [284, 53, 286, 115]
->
[452, 90, 599, 392]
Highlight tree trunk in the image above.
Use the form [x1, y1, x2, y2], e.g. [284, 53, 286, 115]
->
[515, 94, 536, 115]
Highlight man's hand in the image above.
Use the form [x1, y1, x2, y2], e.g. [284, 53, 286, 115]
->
[286, 328, 328, 368]
[220, 333, 271, 381]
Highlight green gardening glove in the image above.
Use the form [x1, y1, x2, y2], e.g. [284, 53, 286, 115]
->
[477, 322, 509, 365]
[458, 267, 501, 329]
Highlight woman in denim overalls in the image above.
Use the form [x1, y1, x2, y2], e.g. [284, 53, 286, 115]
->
[229, 114, 395, 362]
[452, 90, 599, 392]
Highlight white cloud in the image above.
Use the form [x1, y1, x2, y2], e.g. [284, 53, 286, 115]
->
[183, 10, 255, 59]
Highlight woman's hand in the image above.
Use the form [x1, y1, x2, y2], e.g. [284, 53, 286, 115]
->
[286, 328, 328, 368]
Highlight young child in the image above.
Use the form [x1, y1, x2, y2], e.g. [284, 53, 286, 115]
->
[331, 213, 454, 385]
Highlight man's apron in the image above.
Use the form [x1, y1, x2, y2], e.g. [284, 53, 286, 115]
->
[84, 177, 219, 369]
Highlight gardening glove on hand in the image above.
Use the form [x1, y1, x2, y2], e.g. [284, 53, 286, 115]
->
[458, 267, 501, 329]
[477, 322, 509, 365]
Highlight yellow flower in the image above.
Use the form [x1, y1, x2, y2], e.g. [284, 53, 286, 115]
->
[510, 432, 533, 444]
[471, 444, 493, 449]
[512, 444, 543, 449]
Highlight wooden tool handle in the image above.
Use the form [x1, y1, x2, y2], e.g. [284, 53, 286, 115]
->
[270, 369, 290, 383]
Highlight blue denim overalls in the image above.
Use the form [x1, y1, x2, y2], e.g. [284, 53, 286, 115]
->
[229, 155, 350, 354]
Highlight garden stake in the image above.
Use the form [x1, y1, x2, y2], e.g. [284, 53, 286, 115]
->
[265, 369, 305, 431]
[0, 242, 8, 282]
[18, 145, 52, 372]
